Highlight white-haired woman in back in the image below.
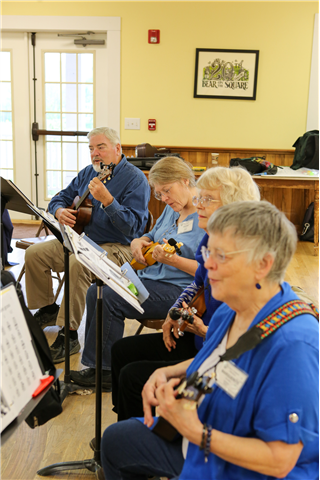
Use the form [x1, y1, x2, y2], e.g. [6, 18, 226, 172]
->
[111, 166, 260, 421]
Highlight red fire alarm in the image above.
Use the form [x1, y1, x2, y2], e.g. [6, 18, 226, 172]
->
[148, 119, 156, 131]
[148, 30, 160, 44]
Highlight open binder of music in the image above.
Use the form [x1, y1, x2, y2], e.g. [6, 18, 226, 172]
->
[60, 225, 149, 313]
[0, 284, 47, 433]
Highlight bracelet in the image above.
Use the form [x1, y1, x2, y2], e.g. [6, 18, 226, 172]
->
[200, 423, 207, 450]
[204, 424, 212, 463]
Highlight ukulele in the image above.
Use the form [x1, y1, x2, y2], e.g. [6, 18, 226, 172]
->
[70, 162, 115, 235]
[130, 238, 183, 270]
[152, 371, 214, 442]
[169, 285, 206, 335]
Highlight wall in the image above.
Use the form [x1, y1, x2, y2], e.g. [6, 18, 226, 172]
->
[2, 1, 318, 150]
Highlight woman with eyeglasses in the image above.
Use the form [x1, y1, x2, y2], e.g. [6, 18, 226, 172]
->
[70, 156, 204, 390]
[101, 201, 319, 480]
[110, 166, 260, 421]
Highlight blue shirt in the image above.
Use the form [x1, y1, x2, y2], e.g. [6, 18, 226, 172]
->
[180, 282, 319, 480]
[171, 233, 222, 351]
[193, 233, 222, 350]
[138, 205, 204, 290]
[48, 155, 150, 245]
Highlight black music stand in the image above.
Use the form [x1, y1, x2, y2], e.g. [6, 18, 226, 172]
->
[36, 230, 147, 476]
[37, 278, 104, 475]
[1, 177, 36, 270]
[1, 177, 81, 402]
[1, 370, 62, 446]
[26, 205, 81, 402]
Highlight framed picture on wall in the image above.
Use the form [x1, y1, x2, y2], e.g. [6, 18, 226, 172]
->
[194, 48, 259, 100]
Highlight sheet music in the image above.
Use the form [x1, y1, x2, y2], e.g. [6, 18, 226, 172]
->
[1, 285, 43, 432]
[30, 205, 62, 231]
[62, 226, 146, 313]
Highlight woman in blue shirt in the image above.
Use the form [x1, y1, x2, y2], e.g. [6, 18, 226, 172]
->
[70, 156, 204, 389]
[111, 167, 260, 421]
[101, 201, 319, 480]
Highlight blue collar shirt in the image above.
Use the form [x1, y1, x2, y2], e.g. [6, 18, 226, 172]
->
[48, 155, 150, 245]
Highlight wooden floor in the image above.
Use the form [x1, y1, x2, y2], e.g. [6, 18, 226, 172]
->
[1, 240, 319, 480]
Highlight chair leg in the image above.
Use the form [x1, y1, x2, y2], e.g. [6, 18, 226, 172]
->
[53, 273, 65, 304]
[17, 263, 25, 283]
[135, 323, 144, 335]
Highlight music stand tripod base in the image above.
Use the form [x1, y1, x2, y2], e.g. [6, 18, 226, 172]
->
[37, 279, 104, 476]
[37, 458, 99, 476]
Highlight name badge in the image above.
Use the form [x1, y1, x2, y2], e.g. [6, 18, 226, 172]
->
[177, 219, 194, 234]
[215, 361, 248, 399]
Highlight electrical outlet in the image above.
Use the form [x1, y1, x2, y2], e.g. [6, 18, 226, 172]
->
[124, 118, 140, 130]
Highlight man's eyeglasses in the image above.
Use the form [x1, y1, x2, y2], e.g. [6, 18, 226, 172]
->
[154, 186, 172, 201]
[192, 196, 220, 207]
[201, 245, 250, 264]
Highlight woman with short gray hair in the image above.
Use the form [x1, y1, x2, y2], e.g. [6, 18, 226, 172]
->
[101, 201, 319, 480]
[206, 200, 297, 283]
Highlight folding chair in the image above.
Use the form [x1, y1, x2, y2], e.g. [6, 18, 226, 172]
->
[16, 220, 64, 303]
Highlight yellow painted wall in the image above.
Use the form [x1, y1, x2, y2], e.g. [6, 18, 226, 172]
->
[2, 2, 318, 149]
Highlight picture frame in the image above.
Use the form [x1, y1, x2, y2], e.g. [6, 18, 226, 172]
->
[194, 48, 259, 100]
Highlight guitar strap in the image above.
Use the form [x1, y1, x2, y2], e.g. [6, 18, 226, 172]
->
[220, 300, 319, 363]
[152, 300, 318, 442]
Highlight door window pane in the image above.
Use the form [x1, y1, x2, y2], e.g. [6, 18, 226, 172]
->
[61, 53, 76, 82]
[47, 170, 61, 198]
[46, 142, 61, 169]
[62, 113, 77, 141]
[0, 83, 12, 110]
[0, 52, 14, 181]
[0, 141, 13, 167]
[45, 53, 60, 82]
[46, 113, 61, 130]
[44, 51, 94, 200]
[45, 84, 61, 112]
[0, 169, 14, 181]
[79, 142, 91, 169]
[78, 84, 93, 112]
[0, 52, 11, 81]
[63, 143, 77, 170]
[0, 112, 12, 140]
[78, 54, 93, 83]
[63, 171, 77, 189]
[62, 84, 77, 112]
[79, 113, 93, 131]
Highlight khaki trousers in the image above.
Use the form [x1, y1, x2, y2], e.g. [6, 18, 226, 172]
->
[25, 239, 132, 330]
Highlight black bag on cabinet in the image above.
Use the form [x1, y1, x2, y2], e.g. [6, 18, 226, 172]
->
[291, 130, 319, 170]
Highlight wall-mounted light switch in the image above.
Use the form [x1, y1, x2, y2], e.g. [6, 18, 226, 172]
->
[125, 118, 140, 130]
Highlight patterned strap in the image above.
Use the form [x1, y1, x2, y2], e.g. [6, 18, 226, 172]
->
[257, 300, 319, 339]
[220, 300, 319, 363]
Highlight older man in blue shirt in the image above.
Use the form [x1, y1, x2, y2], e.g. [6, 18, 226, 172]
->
[25, 127, 150, 363]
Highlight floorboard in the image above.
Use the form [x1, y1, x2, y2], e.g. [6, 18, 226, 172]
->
[1, 239, 318, 479]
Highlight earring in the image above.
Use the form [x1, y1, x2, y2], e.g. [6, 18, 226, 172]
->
[255, 283, 262, 290]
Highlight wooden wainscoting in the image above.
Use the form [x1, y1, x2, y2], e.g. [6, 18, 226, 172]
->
[122, 144, 295, 168]
[123, 145, 317, 243]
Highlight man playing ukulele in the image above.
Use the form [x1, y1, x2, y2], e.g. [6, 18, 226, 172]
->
[25, 126, 150, 363]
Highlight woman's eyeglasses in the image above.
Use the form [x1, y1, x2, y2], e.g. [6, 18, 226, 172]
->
[154, 186, 173, 201]
[192, 196, 220, 207]
[201, 245, 250, 264]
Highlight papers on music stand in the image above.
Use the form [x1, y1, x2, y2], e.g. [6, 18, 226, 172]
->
[60, 225, 148, 313]
[27, 204, 62, 241]
[1, 285, 43, 433]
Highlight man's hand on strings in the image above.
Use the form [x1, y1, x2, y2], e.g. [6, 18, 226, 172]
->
[55, 207, 77, 227]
